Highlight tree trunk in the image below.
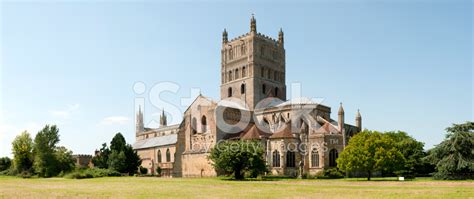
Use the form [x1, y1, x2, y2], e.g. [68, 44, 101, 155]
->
[367, 170, 371, 181]
[235, 169, 243, 180]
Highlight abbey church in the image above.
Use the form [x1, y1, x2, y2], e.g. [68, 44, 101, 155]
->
[133, 16, 362, 177]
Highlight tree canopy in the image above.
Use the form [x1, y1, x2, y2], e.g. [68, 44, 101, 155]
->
[384, 131, 427, 177]
[337, 130, 405, 180]
[0, 157, 12, 172]
[92, 133, 141, 174]
[11, 131, 34, 174]
[209, 140, 266, 180]
[425, 122, 474, 180]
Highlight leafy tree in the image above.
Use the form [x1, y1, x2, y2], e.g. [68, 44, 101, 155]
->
[11, 131, 34, 174]
[0, 157, 12, 172]
[385, 131, 426, 177]
[106, 133, 141, 174]
[337, 130, 405, 180]
[92, 143, 110, 169]
[108, 150, 127, 172]
[110, 133, 127, 152]
[33, 125, 60, 177]
[425, 122, 474, 180]
[123, 144, 141, 175]
[209, 140, 266, 180]
[55, 146, 75, 174]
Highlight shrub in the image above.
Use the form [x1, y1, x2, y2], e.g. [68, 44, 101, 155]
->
[65, 168, 121, 179]
[139, 166, 148, 175]
[316, 168, 344, 179]
[156, 167, 162, 176]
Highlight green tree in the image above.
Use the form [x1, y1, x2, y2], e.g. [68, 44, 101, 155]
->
[425, 122, 474, 180]
[55, 146, 75, 174]
[108, 150, 127, 172]
[91, 143, 110, 169]
[11, 131, 34, 174]
[33, 125, 60, 177]
[110, 133, 127, 152]
[106, 133, 141, 174]
[385, 131, 426, 177]
[0, 157, 12, 172]
[209, 140, 266, 180]
[123, 144, 141, 174]
[337, 130, 405, 180]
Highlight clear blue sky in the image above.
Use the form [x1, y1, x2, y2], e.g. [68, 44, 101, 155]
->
[0, 0, 472, 157]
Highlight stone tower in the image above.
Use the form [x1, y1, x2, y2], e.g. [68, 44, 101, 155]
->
[160, 109, 167, 127]
[136, 106, 144, 135]
[220, 15, 286, 110]
[355, 109, 362, 131]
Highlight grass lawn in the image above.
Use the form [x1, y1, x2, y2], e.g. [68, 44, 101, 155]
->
[0, 176, 472, 198]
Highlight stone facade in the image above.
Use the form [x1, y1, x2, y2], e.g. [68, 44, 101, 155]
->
[133, 16, 362, 178]
[72, 154, 92, 168]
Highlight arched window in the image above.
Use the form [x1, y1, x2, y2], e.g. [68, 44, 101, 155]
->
[201, 115, 207, 133]
[263, 118, 269, 127]
[166, 148, 171, 162]
[229, 48, 233, 60]
[274, 71, 278, 80]
[267, 69, 271, 79]
[157, 150, 162, 163]
[242, 66, 246, 77]
[261, 68, 265, 78]
[228, 71, 232, 81]
[241, 84, 245, 94]
[274, 87, 279, 97]
[286, 151, 295, 167]
[192, 117, 197, 134]
[311, 149, 319, 167]
[329, 149, 338, 167]
[235, 69, 239, 79]
[262, 84, 266, 94]
[228, 87, 232, 97]
[272, 150, 280, 167]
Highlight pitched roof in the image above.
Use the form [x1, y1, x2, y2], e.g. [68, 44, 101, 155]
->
[132, 134, 177, 150]
[270, 124, 294, 139]
[240, 125, 272, 140]
[314, 122, 340, 134]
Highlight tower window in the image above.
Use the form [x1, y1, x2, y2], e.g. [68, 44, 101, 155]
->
[286, 151, 295, 167]
[311, 149, 319, 167]
[235, 69, 239, 79]
[242, 66, 246, 77]
[261, 68, 264, 78]
[201, 115, 207, 133]
[274, 87, 279, 97]
[329, 149, 338, 167]
[272, 150, 280, 167]
[241, 84, 245, 94]
[157, 150, 162, 163]
[192, 117, 197, 134]
[229, 71, 232, 81]
[228, 87, 232, 97]
[262, 84, 266, 94]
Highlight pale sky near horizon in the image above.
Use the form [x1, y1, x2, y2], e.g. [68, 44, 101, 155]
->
[0, 0, 472, 158]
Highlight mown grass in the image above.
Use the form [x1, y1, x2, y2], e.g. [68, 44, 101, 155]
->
[0, 176, 472, 198]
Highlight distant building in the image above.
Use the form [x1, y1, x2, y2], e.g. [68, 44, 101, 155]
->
[133, 16, 362, 177]
[72, 154, 93, 168]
